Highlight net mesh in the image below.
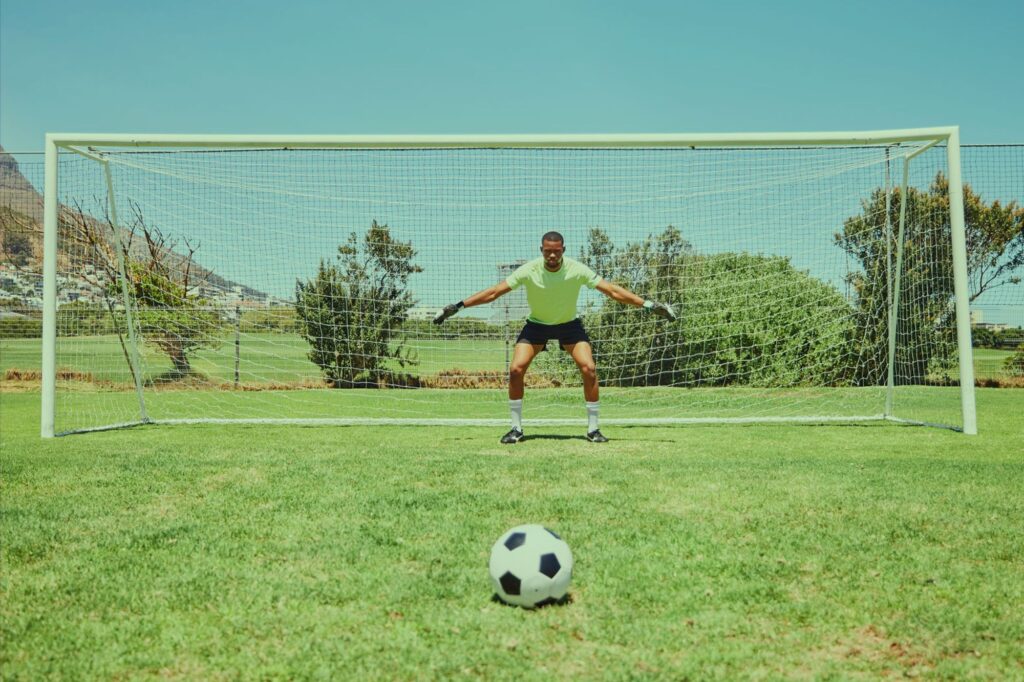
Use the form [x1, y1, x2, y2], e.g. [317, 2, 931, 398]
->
[4, 140, 1016, 434]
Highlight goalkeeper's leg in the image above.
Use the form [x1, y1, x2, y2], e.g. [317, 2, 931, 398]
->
[509, 341, 545, 401]
[504, 342, 545, 443]
[565, 341, 606, 442]
[564, 341, 599, 402]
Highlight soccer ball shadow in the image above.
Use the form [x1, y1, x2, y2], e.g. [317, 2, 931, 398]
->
[490, 592, 574, 609]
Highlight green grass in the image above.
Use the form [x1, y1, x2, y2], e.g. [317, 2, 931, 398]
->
[2, 389, 1023, 679]
[973, 348, 1015, 379]
[1, 334, 509, 383]
[1, 334, 1019, 384]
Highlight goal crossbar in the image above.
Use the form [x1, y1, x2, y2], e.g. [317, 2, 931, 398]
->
[47, 128, 959, 150]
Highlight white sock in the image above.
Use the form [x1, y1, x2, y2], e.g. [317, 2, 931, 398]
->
[510, 399, 523, 430]
[586, 401, 599, 432]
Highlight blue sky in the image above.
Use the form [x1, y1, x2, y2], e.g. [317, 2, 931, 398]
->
[2, 0, 1022, 151]
[1, 0, 1021, 327]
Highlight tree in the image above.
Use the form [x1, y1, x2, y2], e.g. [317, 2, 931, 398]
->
[119, 258, 222, 377]
[971, 326, 997, 349]
[240, 307, 300, 334]
[835, 173, 1024, 385]
[295, 220, 421, 387]
[951, 174, 1024, 302]
[64, 200, 222, 378]
[0, 206, 36, 266]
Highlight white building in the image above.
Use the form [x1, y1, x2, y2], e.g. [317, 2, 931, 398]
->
[406, 306, 438, 321]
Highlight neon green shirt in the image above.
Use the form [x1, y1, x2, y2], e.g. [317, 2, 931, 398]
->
[505, 257, 602, 325]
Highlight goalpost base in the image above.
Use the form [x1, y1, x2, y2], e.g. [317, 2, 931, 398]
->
[52, 414, 929, 437]
[54, 413, 972, 437]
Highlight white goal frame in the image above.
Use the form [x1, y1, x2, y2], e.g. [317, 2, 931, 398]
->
[41, 127, 978, 437]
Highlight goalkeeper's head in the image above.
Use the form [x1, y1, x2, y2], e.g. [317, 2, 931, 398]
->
[541, 231, 565, 271]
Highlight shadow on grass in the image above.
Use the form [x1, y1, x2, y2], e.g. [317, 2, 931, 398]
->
[448, 431, 680, 444]
[525, 431, 686, 443]
[490, 592, 573, 609]
[521, 434, 586, 442]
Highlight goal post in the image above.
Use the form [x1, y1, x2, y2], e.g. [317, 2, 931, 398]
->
[944, 128, 978, 434]
[41, 128, 977, 437]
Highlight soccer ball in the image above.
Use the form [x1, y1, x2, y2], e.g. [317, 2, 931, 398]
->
[489, 524, 574, 608]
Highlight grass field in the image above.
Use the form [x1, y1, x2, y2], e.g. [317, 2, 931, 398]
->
[2, 388, 1023, 679]
[973, 348, 1018, 380]
[1, 334, 512, 384]
[1, 334, 1018, 385]
[3, 332, 1010, 435]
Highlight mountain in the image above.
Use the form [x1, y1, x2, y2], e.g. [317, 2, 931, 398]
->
[0, 145, 268, 303]
[0, 146, 44, 265]
[0, 146, 41, 199]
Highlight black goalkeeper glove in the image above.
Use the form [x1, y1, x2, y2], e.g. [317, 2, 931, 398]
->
[645, 300, 677, 321]
[433, 302, 463, 325]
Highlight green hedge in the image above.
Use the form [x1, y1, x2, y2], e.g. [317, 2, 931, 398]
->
[0, 316, 42, 339]
[587, 252, 855, 387]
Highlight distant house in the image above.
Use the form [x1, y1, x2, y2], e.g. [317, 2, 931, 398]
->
[405, 307, 438, 321]
[974, 322, 1010, 333]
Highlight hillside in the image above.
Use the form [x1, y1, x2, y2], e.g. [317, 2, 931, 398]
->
[0, 146, 268, 304]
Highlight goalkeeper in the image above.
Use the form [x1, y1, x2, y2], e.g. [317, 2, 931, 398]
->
[434, 231, 676, 444]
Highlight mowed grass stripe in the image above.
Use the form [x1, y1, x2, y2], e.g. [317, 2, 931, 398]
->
[2, 334, 510, 383]
[2, 335, 1019, 384]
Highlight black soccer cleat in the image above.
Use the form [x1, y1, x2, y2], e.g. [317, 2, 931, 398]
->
[501, 427, 524, 444]
[586, 429, 609, 443]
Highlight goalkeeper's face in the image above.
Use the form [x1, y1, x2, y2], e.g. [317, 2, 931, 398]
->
[541, 240, 565, 271]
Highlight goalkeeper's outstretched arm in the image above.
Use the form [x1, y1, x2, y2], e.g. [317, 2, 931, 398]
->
[433, 281, 513, 324]
[595, 280, 677, 321]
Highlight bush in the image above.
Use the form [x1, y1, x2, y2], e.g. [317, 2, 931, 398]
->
[405, 317, 505, 340]
[240, 307, 301, 334]
[295, 221, 421, 387]
[996, 327, 1024, 349]
[1003, 345, 1024, 378]
[56, 302, 118, 336]
[0, 316, 42, 338]
[972, 327, 997, 348]
[581, 228, 856, 388]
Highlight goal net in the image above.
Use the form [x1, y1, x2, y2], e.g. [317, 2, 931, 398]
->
[41, 130, 977, 436]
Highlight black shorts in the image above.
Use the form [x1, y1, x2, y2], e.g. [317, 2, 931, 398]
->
[515, 319, 591, 351]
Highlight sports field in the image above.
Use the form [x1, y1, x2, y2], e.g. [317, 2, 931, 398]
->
[1, 334, 512, 384]
[1, 388, 1022, 678]
[1, 334, 1019, 385]
[973, 348, 1019, 380]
